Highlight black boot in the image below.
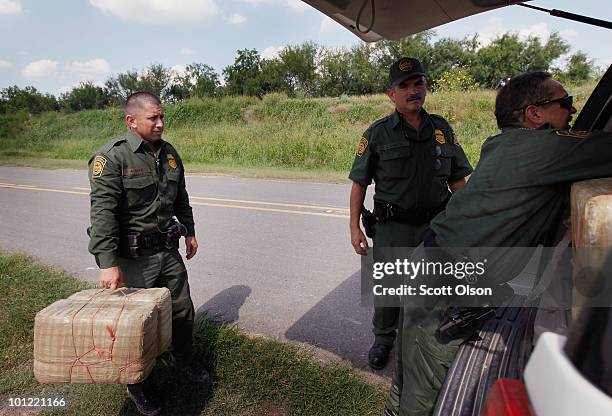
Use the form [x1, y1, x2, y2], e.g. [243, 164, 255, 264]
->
[368, 343, 392, 370]
[126, 382, 162, 416]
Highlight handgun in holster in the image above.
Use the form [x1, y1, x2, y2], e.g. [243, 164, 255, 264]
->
[436, 307, 496, 341]
[361, 205, 378, 239]
[164, 219, 187, 250]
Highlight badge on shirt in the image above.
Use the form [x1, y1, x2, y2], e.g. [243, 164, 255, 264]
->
[556, 129, 590, 139]
[356, 137, 368, 156]
[92, 155, 107, 178]
[167, 154, 177, 169]
[434, 129, 446, 145]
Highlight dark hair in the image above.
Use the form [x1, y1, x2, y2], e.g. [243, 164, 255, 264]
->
[124, 91, 161, 115]
[494, 71, 555, 129]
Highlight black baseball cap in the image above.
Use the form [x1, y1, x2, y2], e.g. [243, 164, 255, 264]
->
[389, 57, 426, 87]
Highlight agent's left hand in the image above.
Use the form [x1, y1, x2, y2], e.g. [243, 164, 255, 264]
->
[185, 236, 198, 259]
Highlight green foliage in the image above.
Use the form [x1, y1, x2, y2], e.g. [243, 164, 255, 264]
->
[0, 110, 30, 138]
[138, 63, 173, 99]
[0, 85, 59, 115]
[471, 32, 569, 88]
[61, 81, 110, 112]
[434, 67, 479, 92]
[554, 51, 595, 84]
[223, 48, 264, 96]
[278, 42, 319, 97]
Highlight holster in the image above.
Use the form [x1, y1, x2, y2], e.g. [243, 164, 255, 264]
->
[361, 206, 377, 238]
[119, 232, 141, 258]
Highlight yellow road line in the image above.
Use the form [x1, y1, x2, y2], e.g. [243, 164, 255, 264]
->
[191, 201, 348, 219]
[0, 183, 349, 219]
[10, 184, 349, 212]
[0, 183, 88, 195]
[190, 195, 348, 212]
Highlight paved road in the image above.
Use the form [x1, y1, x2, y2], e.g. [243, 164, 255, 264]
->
[0, 167, 393, 376]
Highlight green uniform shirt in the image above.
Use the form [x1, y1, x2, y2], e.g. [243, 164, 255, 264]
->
[430, 127, 612, 281]
[88, 131, 195, 269]
[349, 109, 473, 211]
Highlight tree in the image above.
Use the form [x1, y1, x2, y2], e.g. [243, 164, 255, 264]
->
[223, 49, 263, 96]
[428, 36, 477, 83]
[374, 31, 436, 74]
[166, 63, 220, 101]
[259, 58, 288, 95]
[61, 81, 110, 112]
[471, 32, 569, 88]
[0, 85, 59, 114]
[278, 42, 319, 97]
[104, 70, 139, 105]
[317, 48, 352, 96]
[557, 51, 594, 83]
[138, 64, 172, 99]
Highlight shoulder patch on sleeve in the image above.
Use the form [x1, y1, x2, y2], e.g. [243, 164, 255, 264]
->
[92, 155, 107, 178]
[356, 137, 369, 156]
[556, 129, 590, 139]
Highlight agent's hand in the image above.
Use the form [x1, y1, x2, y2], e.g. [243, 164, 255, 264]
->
[99, 266, 124, 290]
[351, 227, 369, 255]
[185, 236, 198, 260]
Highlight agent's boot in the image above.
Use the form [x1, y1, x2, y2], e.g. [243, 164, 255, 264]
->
[368, 343, 392, 370]
[126, 382, 162, 416]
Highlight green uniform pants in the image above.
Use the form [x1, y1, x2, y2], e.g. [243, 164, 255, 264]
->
[384, 244, 475, 416]
[372, 221, 428, 346]
[118, 249, 195, 362]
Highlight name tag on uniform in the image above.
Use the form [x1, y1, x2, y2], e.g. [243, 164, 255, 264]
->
[123, 167, 151, 176]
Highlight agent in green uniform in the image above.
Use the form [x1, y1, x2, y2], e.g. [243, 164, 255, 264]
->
[385, 72, 612, 415]
[349, 57, 473, 370]
[88, 92, 205, 416]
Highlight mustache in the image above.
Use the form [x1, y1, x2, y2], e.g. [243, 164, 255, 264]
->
[407, 94, 422, 101]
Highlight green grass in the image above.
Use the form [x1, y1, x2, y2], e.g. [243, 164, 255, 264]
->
[0, 251, 387, 416]
[0, 81, 598, 178]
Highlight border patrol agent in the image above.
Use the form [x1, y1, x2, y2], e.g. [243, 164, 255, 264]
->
[385, 72, 612, 415]
[349, 57, 473, 370]
[88, 92, 205, 416]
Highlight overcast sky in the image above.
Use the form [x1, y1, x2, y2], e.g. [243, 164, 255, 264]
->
[0, 0, 610, 95]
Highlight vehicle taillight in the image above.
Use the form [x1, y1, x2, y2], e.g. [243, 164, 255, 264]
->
[481, 379, 534, 416]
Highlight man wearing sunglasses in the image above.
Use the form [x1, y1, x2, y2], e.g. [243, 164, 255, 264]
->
[385, 71, 612, 416]
[348, 57, 473, 370]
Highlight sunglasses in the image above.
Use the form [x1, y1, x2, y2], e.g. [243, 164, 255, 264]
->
[517, 95, 574, 112]
[533, 95, 574, 110]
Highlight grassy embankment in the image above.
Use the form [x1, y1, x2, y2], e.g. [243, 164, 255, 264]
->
[0, 251, 386, 415]
[0, 81, 596, 181]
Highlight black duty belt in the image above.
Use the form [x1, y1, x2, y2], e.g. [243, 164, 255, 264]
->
[118, 221, 186, 258]
[373, 201, 447, 225]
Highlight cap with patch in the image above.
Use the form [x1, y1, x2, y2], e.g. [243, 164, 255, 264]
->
[389, 57, 426, 87]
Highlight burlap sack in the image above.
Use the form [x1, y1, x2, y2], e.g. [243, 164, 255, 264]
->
[34, 288, 171, 384]
[571, 178, 612, 248]
[68, 288, 172, 356]
[571, 179, 612, 317]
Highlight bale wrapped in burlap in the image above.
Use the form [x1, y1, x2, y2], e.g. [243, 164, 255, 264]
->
[572, 178, 612, 248]
[571, 178, 612, 316]
[34, 288, 171, 384]
[68, 288, 172, 356]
